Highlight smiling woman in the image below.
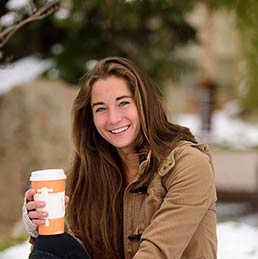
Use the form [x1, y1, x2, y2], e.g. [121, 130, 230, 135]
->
[23, 56, 217, 259]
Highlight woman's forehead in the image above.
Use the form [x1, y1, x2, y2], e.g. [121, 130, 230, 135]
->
[91, 76, 132, 103]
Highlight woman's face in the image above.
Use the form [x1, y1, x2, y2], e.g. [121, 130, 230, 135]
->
[91, 76, 140, 153]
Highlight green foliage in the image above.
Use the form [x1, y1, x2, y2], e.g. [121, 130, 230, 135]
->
[0, 234, 29, 251]
[3, 0, 201, 87]
[50, 0, 199, 85]
[234, 1, 258, 115]
[0, 239, 13, 252]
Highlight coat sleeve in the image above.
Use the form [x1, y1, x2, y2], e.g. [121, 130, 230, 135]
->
[133, 145, 216, 259]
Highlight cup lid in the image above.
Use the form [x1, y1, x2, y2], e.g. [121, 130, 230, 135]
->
[30, 169, 66, 181]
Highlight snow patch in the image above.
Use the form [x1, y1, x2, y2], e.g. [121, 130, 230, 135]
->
[0, 56, 51, 95]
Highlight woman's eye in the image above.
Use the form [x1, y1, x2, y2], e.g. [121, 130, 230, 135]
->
[119, 101, 129, 107]
[95, 107, 106, 112]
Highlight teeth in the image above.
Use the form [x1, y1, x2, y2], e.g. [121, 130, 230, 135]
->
[111, 126, 129, 134]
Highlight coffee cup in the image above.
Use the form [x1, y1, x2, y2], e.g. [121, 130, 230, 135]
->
[30, 169, 66, 235]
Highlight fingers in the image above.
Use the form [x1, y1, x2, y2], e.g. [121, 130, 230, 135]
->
[31, 219, 46, 225]
[25, 188, 48, 226]
[25, 188, 46, 211]
[27, 201, 48, 226]
[28, 210, 48, 219]
[65, 195, 69, 205]
[25, 189, 68, 227]
[25, 188, 36, 202]
[26, 200, 45, 211]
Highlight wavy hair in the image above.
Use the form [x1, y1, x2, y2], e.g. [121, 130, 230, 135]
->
[66, 57, 196, 259]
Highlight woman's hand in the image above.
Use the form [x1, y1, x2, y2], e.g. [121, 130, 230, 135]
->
[25, 188, 47, 226]
[25, 188, 69, 226]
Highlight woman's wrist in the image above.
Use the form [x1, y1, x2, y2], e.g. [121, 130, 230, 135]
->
[22, 196, 39, 238]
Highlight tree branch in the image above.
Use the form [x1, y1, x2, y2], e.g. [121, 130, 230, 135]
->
[0, 0, 61, 49]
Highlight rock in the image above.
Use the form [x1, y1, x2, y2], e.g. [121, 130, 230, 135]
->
[0, 79, 78, 234]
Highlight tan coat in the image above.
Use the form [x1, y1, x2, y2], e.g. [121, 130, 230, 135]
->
[123, 141, 217, 259]
[24, 141, 217, 258]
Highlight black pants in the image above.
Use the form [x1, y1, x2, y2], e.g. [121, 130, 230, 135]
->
[29, 232, 91, 259]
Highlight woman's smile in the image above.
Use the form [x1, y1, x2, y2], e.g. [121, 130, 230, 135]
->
[110, 125, 130, 134]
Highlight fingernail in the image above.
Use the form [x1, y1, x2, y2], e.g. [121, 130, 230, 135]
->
[39, 202, 45, 207]
[39, 220, 46, 225]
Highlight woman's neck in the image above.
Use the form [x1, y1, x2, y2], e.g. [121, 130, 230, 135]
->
[118, 148, 139, 185]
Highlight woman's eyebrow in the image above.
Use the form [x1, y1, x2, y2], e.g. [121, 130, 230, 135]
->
[91, 96, 132, 107]
[91, 101, 104, 108]
[116, 95, 132, 101]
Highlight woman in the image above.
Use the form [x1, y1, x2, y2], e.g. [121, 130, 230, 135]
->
[24, 56, 217, 259]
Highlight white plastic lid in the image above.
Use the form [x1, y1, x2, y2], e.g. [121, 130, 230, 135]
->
[30, 169, 66, 181]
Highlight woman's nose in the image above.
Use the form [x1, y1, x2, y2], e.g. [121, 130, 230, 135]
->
[108, 108, 122, 124]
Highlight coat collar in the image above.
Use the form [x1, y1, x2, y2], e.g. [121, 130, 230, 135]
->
[133, 141, 211, 181]
[158, 141, 211, 177]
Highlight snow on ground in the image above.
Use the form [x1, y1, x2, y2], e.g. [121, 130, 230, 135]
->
[1, 56, 258, 258]
[218, 222, 258, 259]
[0, 242, 30, 259]
[177, 110, 258, 150]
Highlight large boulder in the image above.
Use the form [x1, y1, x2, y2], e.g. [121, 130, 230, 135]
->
[0, 79, 78, 236]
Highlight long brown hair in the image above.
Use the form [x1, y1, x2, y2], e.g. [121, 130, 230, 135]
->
[66, 57, 196, 258]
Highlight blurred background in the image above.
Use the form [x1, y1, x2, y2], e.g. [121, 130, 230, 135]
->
[0, 0, 258, 258]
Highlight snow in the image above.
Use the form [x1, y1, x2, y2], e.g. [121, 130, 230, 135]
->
[54, 8, 70, 20]
[218, 222, 258, 259]
[176, 109, 258, 150]
[0, 56, 51, 95]
[6, 0, 29, 10]
[1, 56, 258, 258]
[0, 12, 18, 26]
[0, 242, 30, 259]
